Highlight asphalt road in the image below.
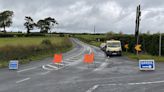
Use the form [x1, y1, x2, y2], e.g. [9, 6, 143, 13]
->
[0, 38, 164, 92]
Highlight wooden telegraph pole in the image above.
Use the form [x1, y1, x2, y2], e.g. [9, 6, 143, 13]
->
[135, 4, 141, 55]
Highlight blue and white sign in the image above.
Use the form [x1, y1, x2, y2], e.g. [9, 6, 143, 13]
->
[139, 60, 155, 70]
[9, 60, 19, 70]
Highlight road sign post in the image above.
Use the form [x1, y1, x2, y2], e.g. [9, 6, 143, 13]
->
[135, 44, 142, 59]
[159, 33, 162, 56]
[139, 60, 155, 71]
[9, 60, 19, 70]
[124, 44, 129, 52]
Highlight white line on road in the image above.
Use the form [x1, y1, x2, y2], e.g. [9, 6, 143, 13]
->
[46, 64, 58, 69]
[85, 80, 164, 92]
[127, 80, 164, 85]
[16, 78, 30, 83]
[42, 65, 54, 71]
[94, 59, 109, 71]
[101, 80, 164, 86]
[86, 85, 99, 92]
[17, 67, 37, 73]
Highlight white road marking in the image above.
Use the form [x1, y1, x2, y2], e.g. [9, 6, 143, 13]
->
[42, 65, 55, 71]
[127, 80, 164, 85]
[85, 80, 164, 92]
[16, 78, 30, 83]
[101, 80, 164, 86]
[17, 67, 37, 73]
[42, 63, 68, 71]
[86, 85, 99, 92]
[89, 47, 92, 54]
[46, 64, 58, 69]
[68, 47, 85, 60]
[94, 60, 109, 71]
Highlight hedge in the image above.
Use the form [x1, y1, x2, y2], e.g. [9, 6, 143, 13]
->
[106, 34, 164, 56]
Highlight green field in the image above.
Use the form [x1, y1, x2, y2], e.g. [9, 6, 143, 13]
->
[74, 34, 105, 47]
[0, 37, 72, 67]
[0, 37, 65, 47]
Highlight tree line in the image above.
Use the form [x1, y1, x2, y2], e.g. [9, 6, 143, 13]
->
[0, 10, 58, 34]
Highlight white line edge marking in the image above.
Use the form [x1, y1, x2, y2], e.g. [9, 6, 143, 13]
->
[94, 59, 109, 71]
[17, 67, 37, 73]
[86, 85, 99, 92]
[67, 39, 86, 60]
[16, 78, 30, 83]
[102, 80, 164, 86]
[85, 80, 164, 92]
[127, 80, 164, 85]
[94, 62, 108, 71]
[46, 64, 58, 69]
[42, 65, 54, 71]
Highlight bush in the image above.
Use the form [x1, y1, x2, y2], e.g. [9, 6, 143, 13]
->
[41, 39, 52, 46]
[106, 33, 164, 56]
[0, 34, 14, 37]
[59, 33, 65, 37]
[24, 33, 45, 37]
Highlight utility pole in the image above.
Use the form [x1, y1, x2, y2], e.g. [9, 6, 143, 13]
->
[159, 32, 162, 56]
[135, 4, 141, 55]
[94, 25, 95, 34]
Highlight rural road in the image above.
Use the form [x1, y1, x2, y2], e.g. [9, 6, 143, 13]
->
[0, 38, 164, 92]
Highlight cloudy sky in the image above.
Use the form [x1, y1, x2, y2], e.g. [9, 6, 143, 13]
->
[0, 0, 164, 34]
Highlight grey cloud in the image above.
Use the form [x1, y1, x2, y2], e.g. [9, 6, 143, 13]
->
[0, 0, 164, 34]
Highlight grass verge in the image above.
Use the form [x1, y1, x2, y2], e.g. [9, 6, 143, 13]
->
[124, 52, 164, 62]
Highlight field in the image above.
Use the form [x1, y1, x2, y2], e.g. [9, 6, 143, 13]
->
[0, 37, 72, 67]
[0, 37, 65, 47]
[74, 34, 105, 47]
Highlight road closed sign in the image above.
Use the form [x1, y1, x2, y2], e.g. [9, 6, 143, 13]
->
[9, 60, 19, 70]
[139, 60, 155, 71]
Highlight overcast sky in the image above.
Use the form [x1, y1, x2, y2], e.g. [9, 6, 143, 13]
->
[0, 0, 164, 34]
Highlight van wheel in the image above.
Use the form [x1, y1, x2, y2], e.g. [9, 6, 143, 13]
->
[106, 54, 110, 57]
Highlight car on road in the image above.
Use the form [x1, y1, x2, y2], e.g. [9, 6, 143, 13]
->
[105, 40, 122, 56]
[100, 43, 106, 51]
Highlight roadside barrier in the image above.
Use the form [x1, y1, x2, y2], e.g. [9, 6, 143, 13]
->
[84, 52, 94, 64]
[53, 54, 63, 64]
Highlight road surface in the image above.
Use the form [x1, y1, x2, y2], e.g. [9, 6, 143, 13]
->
[0, 38, 164, 92]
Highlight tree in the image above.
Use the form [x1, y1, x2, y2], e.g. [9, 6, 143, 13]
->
[37, 19, 47, 33]
[24, 16, 36, 34]
[0, 10, 14, 33]
[37, 17, 58, 33]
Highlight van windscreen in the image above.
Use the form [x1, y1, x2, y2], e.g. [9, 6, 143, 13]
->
[107, 42, 121, 47]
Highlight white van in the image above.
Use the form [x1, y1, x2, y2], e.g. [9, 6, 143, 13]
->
[105, 40, 122, 56]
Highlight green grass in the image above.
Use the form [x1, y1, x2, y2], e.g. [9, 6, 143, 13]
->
[74, 34, 105, 47]
[0, 37, 73, 68]
[0, 37, 65, 47]
[124, 52, 164, 62]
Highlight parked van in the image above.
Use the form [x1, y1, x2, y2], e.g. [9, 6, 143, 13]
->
[105, 40, 122, 56]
